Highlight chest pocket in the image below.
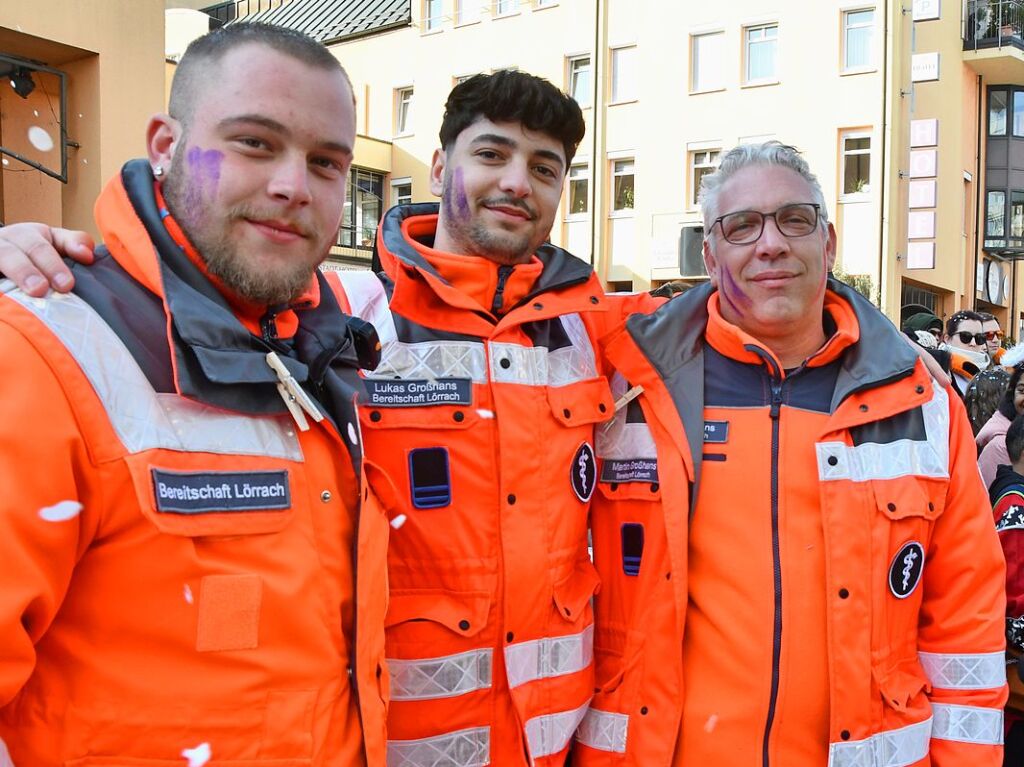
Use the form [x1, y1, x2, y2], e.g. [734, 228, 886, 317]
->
[548, 377, 614, 428]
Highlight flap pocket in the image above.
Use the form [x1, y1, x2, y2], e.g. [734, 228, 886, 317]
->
[548, 378, 614, 427]
[124, 453, 296, 538]
[873, 478, 944, 521]
[385, 589, 491, 637]
[66, 759, 310, 766]
[597, 479, 662, 501]
[554, 559, 602, 622]
[360, 401, 478, 430]
[874, 659, 930, 713]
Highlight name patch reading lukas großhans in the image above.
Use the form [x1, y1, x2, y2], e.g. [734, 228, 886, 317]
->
[151, 469, 291, 514]
[364, 378, 473, 407]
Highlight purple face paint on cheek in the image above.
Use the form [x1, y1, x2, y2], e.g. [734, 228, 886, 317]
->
[452, 167, 470, 220]
[181, 146, 224, 223]
[720, 267, 752, 314]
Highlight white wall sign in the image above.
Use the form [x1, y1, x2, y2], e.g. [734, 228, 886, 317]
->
[911, 52, 940, 82]
[913, 0, 940, 21]
[907, 242, 935, 269]
[908, 210, 936, 239]
[910, 118, 938, 147]
[908, 179, 937, 208]
[909, 149, 938, 178]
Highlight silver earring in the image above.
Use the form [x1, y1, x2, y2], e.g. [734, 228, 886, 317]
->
[153, 165, 164, 178]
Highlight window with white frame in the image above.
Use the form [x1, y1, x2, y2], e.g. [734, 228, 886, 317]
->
[455, 0, 481, 24]
[567, 163, 589, 216]
[745, 24, 778, 83]
[424, 0, 444, 30]
[568, 55, 591, 107]
[495, 0, 519, 15]
[392, 178, 413, 206]
[339, 168, 385, 249]
[841, 133, 871, 196]
[611, 46, 638, 102]
[691, 31, 724, 92]
[843, 8, 874, 71]
[395, 87, 414, 135]
[612, 159, 635, 212]
[689, 149, 720, 207]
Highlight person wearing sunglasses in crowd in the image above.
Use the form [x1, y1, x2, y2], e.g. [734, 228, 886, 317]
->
[943, 309, 991, 398]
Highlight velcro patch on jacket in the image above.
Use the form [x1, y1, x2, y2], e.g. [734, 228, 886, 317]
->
[363, 378, 472, 407]
[600, 459, 659, 483]
[151, 469, 290, 514]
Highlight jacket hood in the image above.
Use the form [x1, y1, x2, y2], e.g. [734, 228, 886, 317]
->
[989, 462, 1024, 505]
[374, 203, 595, 300]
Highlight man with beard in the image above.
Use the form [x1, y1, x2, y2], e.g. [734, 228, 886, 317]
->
[0, 23, 389, 766]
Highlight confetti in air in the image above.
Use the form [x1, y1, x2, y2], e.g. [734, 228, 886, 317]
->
[183, 584, 194, 604]
[27, 126, 54, 153]
[704, 714, 719, 733]
[390, 514, 407, 530]
[38, 501, 83, 522]
[476, 409, 495, 419]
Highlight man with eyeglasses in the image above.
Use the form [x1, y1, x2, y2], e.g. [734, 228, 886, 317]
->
[943, 309, 990, 398]
[577, 142, 1006, 767]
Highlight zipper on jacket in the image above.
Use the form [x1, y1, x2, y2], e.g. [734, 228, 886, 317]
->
[762, 376, 784, 767]
[491, 265, 514, 316]
[261, 309, 280, 344]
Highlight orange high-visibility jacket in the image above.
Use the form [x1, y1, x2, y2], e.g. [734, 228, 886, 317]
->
[575, 280, 1007, 767]
[331, 204, 653, 767]
[0, 161, 389, 766]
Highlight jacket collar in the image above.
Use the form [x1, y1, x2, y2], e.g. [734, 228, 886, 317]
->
[95, 160, 365, 459]
[374, 203, 601, 332]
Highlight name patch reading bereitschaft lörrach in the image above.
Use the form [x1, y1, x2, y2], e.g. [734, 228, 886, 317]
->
[151, 468, 291, 514]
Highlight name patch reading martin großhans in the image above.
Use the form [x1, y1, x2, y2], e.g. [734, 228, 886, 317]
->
[600, 459, 659, 483]
[151, 469, 291, 514]
[364, 378, 473, 407]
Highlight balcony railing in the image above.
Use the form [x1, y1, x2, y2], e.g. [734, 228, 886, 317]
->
[964, 0, 1024, 50]
[202, 0, 288, 25]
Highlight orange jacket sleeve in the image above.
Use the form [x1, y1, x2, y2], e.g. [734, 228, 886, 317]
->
[0, 320, 95, 706]
[920, 387, 1008, 766]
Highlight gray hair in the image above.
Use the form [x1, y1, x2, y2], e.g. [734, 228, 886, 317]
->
[698, 141, 829, 233]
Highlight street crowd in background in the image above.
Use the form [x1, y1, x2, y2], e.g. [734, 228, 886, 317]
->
[0, 18, 1018, 767]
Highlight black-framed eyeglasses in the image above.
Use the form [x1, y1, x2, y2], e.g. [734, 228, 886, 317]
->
[711, 203, 822, 245]
[954, 331, 987, 346]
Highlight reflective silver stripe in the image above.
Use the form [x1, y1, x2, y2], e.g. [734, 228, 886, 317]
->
[3, 286, 302, 460]
[388, 648, 492, 701]
[932, 703, 1003, 745]
[491, 314, 598, 388]
[817, 382, 950, 482]
[575, 708, 629, 753]
[827, 718, 931, 767]
[597, 372, 655, 460]
[919, 651, 1006, 690]
[371, 340, 489, 384]
[525, 702, 590, 759]
[504, 624, 593, 689]
[387, 726, 490, 767]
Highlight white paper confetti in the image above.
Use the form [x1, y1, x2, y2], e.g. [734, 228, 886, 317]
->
[390, 514, 407, 530]
[181, 742, 211, 767]
[39, 500, 82, 522]
[476, 409, 495, 419]
[183, 584, 194, 604]
[27, 126, 54, 153]
[347, 422, 358, 444]
[704, 714, 719, 733]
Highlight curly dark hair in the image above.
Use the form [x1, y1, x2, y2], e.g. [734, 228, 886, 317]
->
[966, 367, 1011, 436]
[439, 69, 585, 167]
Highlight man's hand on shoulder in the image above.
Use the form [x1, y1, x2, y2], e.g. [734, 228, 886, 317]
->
[0, 223, 94, 296]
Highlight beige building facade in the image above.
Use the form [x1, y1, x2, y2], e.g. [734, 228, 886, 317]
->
[0, 0, 165, 238]
[146, 0, 1024, 337]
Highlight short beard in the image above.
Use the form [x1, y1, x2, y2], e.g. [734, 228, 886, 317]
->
[441, 167, 535, 265]
[162, 155, 319, 306]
